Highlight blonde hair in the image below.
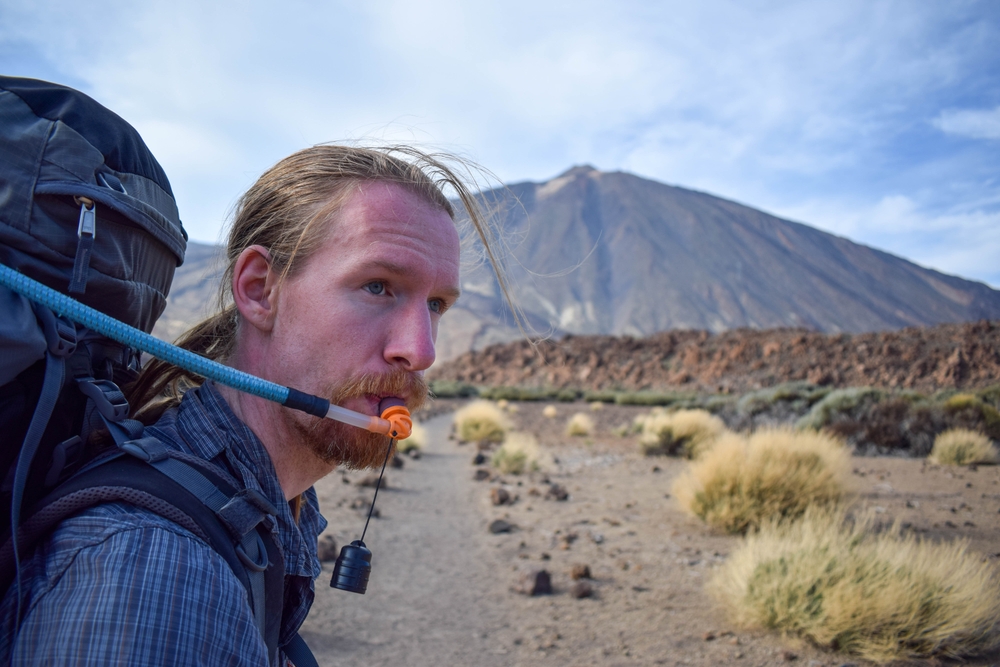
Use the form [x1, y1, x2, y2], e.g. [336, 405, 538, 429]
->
[129, 144, 514, 422]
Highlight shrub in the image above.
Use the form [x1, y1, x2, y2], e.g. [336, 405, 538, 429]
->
[453, 400, 510, 443]
[977, 384, 1000, 409]
[542, 405, 558, 419]
[738, 382, 830, 416]
[565, 412, 594, 437]
[491, 432, 541, 474]
[638, 409, 726, 458]
[712, 509, 1000, 662]
[943, 393, 1000, 441]
[673, 428, 850, 534]
[480, 385, 558, 402]
[583, 389, 619, 403]
[397, 422, 427, 454]
[428, 380, 478, 398]
[615, 391, 691, 407]
[556, 388, 579, 402]
[929, 429, 999, 465]
[795, 387, 885, 431]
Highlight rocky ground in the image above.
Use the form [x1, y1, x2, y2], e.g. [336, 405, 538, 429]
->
[430, 321, 1000, 394]
[301, 401, 1000, 667]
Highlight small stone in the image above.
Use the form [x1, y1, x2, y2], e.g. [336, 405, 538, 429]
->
[702, 631, 716, 641]
[906, 500, 919, 508]
[472, 452, 488, 465]
[357, 474, 386, 488]
[546, 484, 569, 501]
[406, 448, 421, 459]
[569, 581, 592, 598]
[570, 563, 591, 580]
[473, 469, 491, 481]
[728, 637, 739, 646]
[390, 454, 405, 469]
[489, 519, 515, 534]
[651, 465, 661, 473]
[349, 498, 380, 517]
[317, 534, 338, 562]
[540, 552, 551, 560]
[513, 569, 552, 596]
[528, 487, 541, 497]
[589, 531, 605, 544]
[491, 487, 512, 506]
[782, 650, 798, 661]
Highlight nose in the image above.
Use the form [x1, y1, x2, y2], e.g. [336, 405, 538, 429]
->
[383, 305, 437, 372]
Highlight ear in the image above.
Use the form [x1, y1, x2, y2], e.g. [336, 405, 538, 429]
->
[232, 245, 279, 333]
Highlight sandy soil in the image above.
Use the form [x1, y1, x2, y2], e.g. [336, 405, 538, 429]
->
[300, 401, 1000, 667]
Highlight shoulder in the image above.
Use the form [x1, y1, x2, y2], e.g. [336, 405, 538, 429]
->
[6, 503, 268, 666]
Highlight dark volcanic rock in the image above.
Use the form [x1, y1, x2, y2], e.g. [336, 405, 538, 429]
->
[513, 569, 552, 596]
[432, 320, 1000, 394]
[489, 519, 515, 534]
[490, 487, 512, 506]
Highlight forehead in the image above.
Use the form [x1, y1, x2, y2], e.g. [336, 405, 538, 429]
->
[311, 180, 460, 271]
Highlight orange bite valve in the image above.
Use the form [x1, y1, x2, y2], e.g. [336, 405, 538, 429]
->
[380, 405, 412, 440]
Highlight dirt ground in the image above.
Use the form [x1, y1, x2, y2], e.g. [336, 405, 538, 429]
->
[300, 400, 1000, 667]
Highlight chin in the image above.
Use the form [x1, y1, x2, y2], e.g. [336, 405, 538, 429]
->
[301, 417, 396, 470]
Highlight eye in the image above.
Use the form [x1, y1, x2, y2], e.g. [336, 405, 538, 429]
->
[364, 281, 386, 296]
[428, 298, 443, 314]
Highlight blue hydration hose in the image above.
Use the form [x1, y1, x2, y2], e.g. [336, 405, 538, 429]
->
[0, 264, 331, 419]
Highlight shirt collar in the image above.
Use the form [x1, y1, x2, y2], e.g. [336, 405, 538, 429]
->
[155, 381, 326, 579]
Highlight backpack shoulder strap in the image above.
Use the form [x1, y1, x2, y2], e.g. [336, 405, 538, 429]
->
[0, 443, 303, 664]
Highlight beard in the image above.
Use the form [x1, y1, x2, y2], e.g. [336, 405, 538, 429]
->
[289, 369, 428, 470]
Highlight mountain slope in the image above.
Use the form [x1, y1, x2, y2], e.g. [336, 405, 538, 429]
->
[440, 166, 1000, 360]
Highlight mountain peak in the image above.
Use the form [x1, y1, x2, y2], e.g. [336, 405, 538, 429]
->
[557, 164, 599, 179]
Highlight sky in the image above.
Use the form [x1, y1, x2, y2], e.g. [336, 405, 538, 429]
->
[2, 0, 998, 287]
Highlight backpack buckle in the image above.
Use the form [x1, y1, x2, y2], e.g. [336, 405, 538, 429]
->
[33, 304, 77, 358]
[77, 377, 129, 422]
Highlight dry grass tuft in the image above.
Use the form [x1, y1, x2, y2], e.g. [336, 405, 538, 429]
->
[589, 401, 605, 411]
[397, 421, 427, 453]
[673, 428, 850, 533]
[453, 400, 511, 443]
[712, 508, 1000, 663]
[565, 412, 594, 437]
[929, 428, 998, 465]
[542, 404, 558, 419]
[638, 409, 726, 458]
[491, 432, 542, 474]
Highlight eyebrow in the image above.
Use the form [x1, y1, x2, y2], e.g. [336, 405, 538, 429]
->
[370, 259, 462, 301]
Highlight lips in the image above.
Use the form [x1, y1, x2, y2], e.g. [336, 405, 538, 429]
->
[355, 394, 407, 416]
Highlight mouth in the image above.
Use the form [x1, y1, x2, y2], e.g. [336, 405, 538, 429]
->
[358, 393, 408, 416]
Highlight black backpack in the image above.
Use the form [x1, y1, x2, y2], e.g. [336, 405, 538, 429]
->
[0, 77, 315, 666]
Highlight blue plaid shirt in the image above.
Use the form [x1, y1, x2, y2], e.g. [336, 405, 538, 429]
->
[0, 382, 327, 666]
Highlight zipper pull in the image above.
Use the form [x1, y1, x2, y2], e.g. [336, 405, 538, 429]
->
[68, 196, 96, 294]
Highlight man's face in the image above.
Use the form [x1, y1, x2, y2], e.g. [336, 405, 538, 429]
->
[264, 181, 461, 468]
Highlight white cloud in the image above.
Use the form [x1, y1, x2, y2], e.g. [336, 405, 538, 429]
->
[934, 106, 1000, 140]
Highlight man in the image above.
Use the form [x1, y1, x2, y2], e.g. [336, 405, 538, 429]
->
[0, 145, 510, 665]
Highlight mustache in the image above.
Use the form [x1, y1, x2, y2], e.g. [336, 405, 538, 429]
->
[327, 370, 429, 411]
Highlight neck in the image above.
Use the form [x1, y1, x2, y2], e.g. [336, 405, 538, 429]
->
[215, 383, 337, 500]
